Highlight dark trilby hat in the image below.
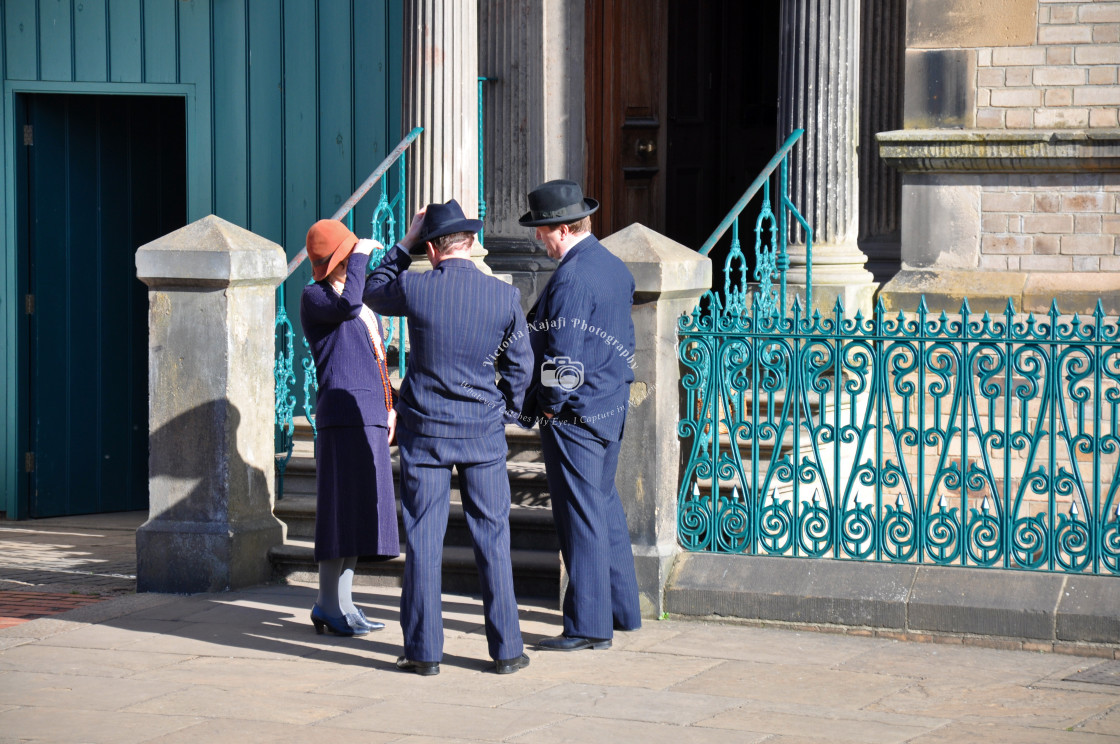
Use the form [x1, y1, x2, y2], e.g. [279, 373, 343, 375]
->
[416, 198, 483, 244]
[518, 179, 599, 227]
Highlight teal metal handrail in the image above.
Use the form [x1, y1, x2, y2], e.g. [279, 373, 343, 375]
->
[285, 127, 423, 277]
[478, 77, 493, 244]
[275, 127, 422, 496]
[700, 129, 811, 319]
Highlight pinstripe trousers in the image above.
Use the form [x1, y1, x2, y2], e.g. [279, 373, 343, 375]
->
[396, 425, 523, 662]
[539, 421, 641, 640]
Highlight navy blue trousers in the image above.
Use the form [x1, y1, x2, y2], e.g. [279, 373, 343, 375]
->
[540, 421, 641, 639]
[396, 425, 523, 662]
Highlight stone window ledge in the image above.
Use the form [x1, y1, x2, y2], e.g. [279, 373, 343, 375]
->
[877, 129, 1120, 173]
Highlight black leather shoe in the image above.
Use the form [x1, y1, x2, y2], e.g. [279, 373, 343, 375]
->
[494, 653, 530, 674]
[536, 635, 611, 651]
[395, 656, 440, 676]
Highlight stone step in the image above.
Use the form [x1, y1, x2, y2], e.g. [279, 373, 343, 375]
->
[272, 418, 559, 599]
[275, 493, 559, 551]
[285, 418, 543, 462]
[279, 452, 550, 508]
[269, 538, 561, 599]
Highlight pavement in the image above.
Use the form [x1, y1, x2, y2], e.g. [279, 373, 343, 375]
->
[0, 514, 1119, 743]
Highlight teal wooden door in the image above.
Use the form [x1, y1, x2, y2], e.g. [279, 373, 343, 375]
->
[21, 94, 186, 517]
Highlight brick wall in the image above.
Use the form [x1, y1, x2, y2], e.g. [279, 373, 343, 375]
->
[970, 3, 1120, 273]
[978, 176, 1120, 272]
[976, 2, 1120, 129]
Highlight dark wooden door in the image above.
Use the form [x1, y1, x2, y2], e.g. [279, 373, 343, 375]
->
[587, 0, 780, 266]
[666, 0, 780, 258]
[20, 94, 186, 517]
[585, 0, 669, 237]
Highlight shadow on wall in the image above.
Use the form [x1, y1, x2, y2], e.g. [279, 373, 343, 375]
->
[137, 399, 280, 594]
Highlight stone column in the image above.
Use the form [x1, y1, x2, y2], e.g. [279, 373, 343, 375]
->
[858, 0, 905, 282]
[135, 216, 286, 593]
[778, 0, 878, 314]
[604, 224, 712, 618]
[403, 0, 490, 272]
[477, 0, 586, 308]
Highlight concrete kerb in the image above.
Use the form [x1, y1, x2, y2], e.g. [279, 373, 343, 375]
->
[664, 552, 1120, 652]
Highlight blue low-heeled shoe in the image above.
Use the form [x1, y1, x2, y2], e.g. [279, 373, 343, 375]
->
[311, 604, 369, 636]
[354, 607, 385, 631]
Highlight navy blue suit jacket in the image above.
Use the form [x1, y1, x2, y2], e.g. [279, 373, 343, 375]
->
[300, 251, 393, 429]
[364, 245, 532, 440]
[525, 234, 635, 442]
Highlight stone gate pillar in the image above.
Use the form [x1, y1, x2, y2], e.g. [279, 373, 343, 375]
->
[402, 0, 490, 271]
[779, 0, 879, 314]
[134, 216, 286, 593]
[604, 224, 712, 617]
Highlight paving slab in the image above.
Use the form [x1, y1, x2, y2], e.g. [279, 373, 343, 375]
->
[670, 659, 912, 709]
[0, 707, 201, 744]
[1077, 702, 1120, 737]
[502, 682, 742, 725]
[123, 685, 376, 726]
[143, 718, 397, 744]
[517, 646, 722, 690]
[907, 720, 1120, 743]
[0, 645, 193, 678]
[0, 670, 186, 710]
[837, 637, 1082, 684]
[869, 678, 1119, 730]
[632, 621, 872, 666]
[34, 618, 187, 649]
[128, 655, 371, 693]
[509, 715, 766, 744]
[695, 702, 949, 743]
[0, 512, 1118, 742]
[327, 698, 568, 740]
[312, 663, 558, 707]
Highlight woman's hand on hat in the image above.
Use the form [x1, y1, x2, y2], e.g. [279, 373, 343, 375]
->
[400, 209, 427, 251]
[354, 238, 381, 256]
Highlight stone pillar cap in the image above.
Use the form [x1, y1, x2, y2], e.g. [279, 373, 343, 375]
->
[601, 223, 712, 301]
[136, 214, 287, 288]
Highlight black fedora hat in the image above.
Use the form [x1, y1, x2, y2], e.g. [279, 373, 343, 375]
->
[416, 198, 483, 244]
[518, 179, 599, 227]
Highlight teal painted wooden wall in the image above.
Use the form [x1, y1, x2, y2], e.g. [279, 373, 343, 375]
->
[1, 0, 404, 517]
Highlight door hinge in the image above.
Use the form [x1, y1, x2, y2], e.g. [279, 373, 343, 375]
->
[25, 452, 35, 473]
[25, 294, 34, 315]
[23, 124, 33, 146]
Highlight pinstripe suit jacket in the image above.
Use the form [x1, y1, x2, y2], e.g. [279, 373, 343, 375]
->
[525, 235, 636, 442]
[364, 245, 533, 448]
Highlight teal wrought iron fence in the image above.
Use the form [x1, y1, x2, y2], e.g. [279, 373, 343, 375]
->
[275, 127, 422, 495]
[677, 295, 1120, 575]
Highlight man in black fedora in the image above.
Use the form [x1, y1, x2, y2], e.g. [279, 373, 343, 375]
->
[519, 180, 642, 651]
[365, 198, 533, 675]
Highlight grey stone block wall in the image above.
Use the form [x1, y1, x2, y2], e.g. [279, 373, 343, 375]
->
[666, 552, 1120, 647]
